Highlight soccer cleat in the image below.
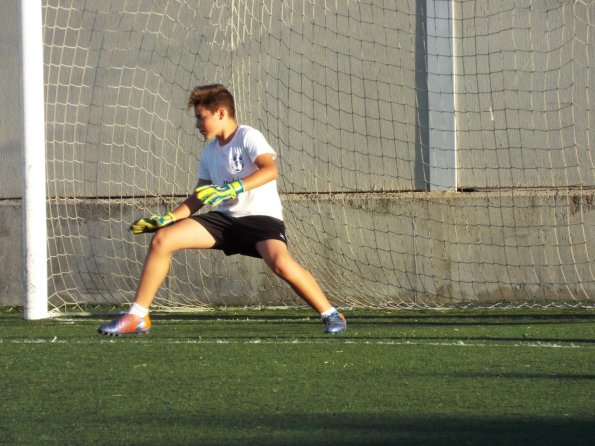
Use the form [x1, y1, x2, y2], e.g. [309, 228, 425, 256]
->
[322, 311, 347, 334]
[97, 313, 151, 336]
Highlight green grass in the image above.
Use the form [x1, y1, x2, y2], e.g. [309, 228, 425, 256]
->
[1, 308, 594, 445]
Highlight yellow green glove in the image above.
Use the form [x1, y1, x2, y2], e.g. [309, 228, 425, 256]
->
[195, 179, 244, 207]
[130, 212, 176, 234]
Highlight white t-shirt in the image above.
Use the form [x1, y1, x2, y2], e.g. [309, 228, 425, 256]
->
[197, 125, 283, 220]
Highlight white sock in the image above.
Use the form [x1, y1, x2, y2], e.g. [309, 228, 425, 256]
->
[129, 303, 149, 318]
[320, 307, 337, 318]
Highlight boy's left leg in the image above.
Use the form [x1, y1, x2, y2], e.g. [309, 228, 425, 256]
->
[256, 239, 346, 333]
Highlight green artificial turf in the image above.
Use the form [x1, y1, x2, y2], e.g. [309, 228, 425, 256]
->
[0, 308, 594, 445]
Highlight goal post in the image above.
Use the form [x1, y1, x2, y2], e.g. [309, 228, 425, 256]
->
[20, 0, 48, 320]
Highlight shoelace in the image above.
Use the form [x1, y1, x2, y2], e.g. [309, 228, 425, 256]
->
[323, 313, 342, 323]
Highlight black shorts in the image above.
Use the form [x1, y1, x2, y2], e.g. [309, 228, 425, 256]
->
[191, 211, 287, 258]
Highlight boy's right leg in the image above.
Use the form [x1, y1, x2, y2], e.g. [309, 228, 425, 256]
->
[98, 218, 217, 336]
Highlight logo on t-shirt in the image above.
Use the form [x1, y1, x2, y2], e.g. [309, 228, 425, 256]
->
[230, 148, 245, 173]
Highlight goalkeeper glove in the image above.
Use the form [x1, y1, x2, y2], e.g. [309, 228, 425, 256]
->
[195, 179, 244, 207]
[130, 212, 176, 234]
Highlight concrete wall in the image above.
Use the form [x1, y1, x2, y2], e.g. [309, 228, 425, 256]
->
[38, 0, 424, 197]
[1, 189, 593, 307]
[455, 0, 595, 188]
[0, 0, 24, 304]
[0, 0, 22, 199]
[0, 1, 593, 307]
[0, 202, 23, 303]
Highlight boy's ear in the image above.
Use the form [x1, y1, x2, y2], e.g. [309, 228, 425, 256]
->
[217, 107, 226, 119]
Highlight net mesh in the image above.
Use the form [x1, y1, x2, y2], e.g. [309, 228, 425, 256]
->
[43, 0, 594, 311]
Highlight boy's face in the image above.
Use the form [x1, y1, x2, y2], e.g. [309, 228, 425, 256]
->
[194, 105, 223, 140]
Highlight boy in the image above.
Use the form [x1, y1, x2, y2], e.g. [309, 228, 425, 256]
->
[98, 84, 346, 335]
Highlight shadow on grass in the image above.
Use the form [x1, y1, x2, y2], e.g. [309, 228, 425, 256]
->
[343, 313, 595, 326]
[5, 413, 595, 445]
[104, 412, 595, 446]
[150, 333, 595, 345]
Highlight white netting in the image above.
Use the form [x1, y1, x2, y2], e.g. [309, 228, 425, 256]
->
[43, 0, 594, 311]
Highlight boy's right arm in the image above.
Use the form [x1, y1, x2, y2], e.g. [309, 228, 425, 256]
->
[130, 180, 210, 234]
[170, 179, 210, 219]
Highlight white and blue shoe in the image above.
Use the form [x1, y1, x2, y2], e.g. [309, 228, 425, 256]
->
[98, 314, 151, 336]
[322, 311, 347, 334]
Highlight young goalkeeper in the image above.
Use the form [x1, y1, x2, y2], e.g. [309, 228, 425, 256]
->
[98, 84, 346, 335]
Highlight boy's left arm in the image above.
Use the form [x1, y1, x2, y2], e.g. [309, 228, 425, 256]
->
[195, 154, 278, 206]
[241, 153, 278, 190]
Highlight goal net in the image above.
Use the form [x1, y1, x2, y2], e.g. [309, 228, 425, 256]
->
[42, 0, 594, 312]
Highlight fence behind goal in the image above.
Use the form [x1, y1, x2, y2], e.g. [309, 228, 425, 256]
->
[42, 0, 594, 311]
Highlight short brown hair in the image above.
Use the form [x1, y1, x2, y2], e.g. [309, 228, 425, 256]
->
[187, 84, 236, 119]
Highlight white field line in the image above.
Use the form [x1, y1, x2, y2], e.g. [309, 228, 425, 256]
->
[53, 318, 315, 323]
[1, 337, 593, 349]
